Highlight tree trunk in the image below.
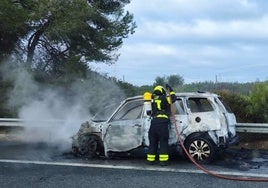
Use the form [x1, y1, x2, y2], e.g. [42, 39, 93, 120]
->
[26, 21, 50, 67]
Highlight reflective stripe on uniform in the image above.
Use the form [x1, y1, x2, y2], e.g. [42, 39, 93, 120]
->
[167, 97, 171, 104]
[159, 154, 169, 162]
[147, 154, 156, 162]
[156, 114, 168, 119]
[167, 91, 175, 104]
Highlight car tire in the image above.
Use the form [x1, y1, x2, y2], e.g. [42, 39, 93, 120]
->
[77, 134, 100, 158]
[184, 135, 216, 164]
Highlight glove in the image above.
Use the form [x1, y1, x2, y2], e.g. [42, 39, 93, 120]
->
[165, 84, 173, 92]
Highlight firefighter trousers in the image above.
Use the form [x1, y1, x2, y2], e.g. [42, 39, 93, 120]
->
[147, 120, 169, 163]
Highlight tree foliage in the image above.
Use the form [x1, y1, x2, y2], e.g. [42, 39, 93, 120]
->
[0, 0, 136, 117]
[167, 74, 184, 88]
[0, 0, 29, 62]
[0, 81, 15, 117]
[115, 79, 138, 97]
[180, 81, 253, 95]
[214, 82, 268, 123]
[216, 90, 254, 123]
[153, 76, 166, 87]
[249, 81, 268, 122]
[153, 74, 184, 88]
[1, 0, 136, 77]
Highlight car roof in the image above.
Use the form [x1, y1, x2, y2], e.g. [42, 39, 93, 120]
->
[175, 92, 219, 98]
[124, 92, 219, 102]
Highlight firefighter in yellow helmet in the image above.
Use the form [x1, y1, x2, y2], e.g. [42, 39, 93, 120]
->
[147, 84, 176, 166]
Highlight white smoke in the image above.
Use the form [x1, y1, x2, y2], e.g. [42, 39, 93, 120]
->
[1, 62, 124, 152]
[17, 89, 89, 151]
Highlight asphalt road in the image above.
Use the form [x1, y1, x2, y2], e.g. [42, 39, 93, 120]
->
[1, 161, 267, 188]
[0, 141, 268, 188]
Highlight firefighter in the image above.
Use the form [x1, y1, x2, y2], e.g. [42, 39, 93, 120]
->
[147, 84, 176, 166]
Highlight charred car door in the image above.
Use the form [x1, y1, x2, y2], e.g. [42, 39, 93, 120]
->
[104, 99, 144, 152]
[185, 97, 221, 132]
[168, 98, 189, 144]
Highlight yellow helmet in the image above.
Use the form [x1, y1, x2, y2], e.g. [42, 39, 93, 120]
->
[153, 85, 166, 95]
[143, 92, 152, 101]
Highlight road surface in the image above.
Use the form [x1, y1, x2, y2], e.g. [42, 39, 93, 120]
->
[0, 141, 268, 188]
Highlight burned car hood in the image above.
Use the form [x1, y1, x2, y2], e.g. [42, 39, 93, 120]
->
[72, 119, 106, 147]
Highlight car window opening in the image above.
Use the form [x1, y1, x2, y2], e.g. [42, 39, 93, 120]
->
[113, 100, 143, 121]
[188, 97, 214, 113]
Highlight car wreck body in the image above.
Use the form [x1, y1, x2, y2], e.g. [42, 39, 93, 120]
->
[72, 92, 239, 163]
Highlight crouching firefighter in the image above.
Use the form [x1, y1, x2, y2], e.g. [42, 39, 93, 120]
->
[146, 84, 176, 166]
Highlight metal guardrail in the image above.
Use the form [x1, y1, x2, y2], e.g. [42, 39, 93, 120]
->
[0, 118, 68, 128]
[235, 123, 268, 134]
[0, 118, 24, 127]
[1, 118, 268, 134]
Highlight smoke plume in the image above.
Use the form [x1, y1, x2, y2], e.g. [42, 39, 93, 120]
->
[1, 62, 124, 152]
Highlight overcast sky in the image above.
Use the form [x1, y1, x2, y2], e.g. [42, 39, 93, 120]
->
[92, 0, 268, 86]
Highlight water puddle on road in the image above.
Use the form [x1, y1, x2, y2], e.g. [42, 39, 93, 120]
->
[214, 148, 268, 172]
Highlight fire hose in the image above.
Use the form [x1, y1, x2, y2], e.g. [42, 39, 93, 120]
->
[170, 102, 268, 182]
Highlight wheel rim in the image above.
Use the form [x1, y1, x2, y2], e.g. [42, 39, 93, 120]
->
[188, 140, 211, 161]
[79, 136, 97, 155]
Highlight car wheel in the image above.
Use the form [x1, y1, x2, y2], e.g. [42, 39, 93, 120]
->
[78, 134, 100, 158]
[184, 136, 216, 164]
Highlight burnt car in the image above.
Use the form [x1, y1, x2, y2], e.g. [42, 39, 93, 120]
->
[72, 92, 239, 163]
